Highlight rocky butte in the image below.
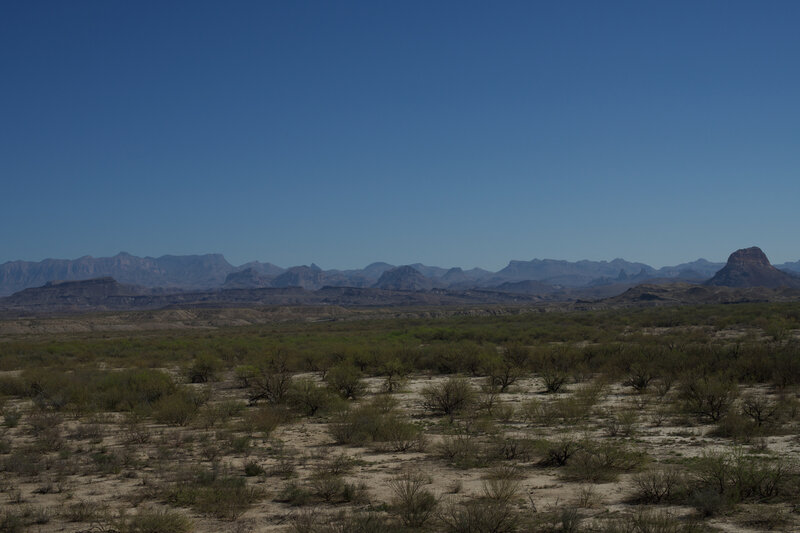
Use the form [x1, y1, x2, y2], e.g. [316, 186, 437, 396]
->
[705, 247, 800, 289]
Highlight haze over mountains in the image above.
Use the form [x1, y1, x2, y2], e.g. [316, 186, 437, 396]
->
[3, 249, 800, 298]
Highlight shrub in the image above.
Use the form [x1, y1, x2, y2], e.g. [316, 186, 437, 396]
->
[680, 375, 738, 422]
[151, 389, 205, 426]
[287, 378, 339, 416]
[564, 442, 645, 482]
[115, 509, 193, 533]
[388, 470, 438, 528]
[632, 466, 685, 503]
[247, 358, 293, 405]
[537, 437, 583, 467]
[421, 377, 475, 419]
[690, 448, 789, 503]
[2, 408, 21, 428]
[242, 405, 290, 437]
[438, 497, 519, 533]
[325, 364, 367, 400]
[740, 392, 780, 427]
[600, 510, 707, 532]
[186, 353, 223, 383]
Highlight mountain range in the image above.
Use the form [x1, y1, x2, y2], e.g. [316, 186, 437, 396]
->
[1, 248, 799, 313]
[3, 251, 787, 298]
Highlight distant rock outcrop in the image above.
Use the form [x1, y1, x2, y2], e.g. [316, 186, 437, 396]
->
[271, 265, 326, 290]
[223, 267, 274, 289]
[373, 266, 432, 291]
[705, 247, 800, 288]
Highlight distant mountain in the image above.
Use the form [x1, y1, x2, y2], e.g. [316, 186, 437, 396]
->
[373, 266, 434, 291]
[2, 249, 798, 299]
[776, 260, 800, 273]
[493, 258, 655, 287]
[492, 279, 559, 295]
[0, 277, 149, 311]
[236, 261, 286, 277]
[654, 259, 724, 279]
[0, 252, 235, 296]
[223, 267, 274, 289]
[270, 265, 326, 290]
[705, 247, 800, 288]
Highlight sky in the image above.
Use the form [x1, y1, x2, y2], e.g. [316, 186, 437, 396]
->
[1, 1, 799, 271]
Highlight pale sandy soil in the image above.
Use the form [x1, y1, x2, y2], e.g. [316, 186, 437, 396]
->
[1, 373, 798, 532]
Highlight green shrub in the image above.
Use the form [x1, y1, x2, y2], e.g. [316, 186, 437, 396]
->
[151, 389, 205, 426]
[185, 353, 223, 383]
[287, 377, 340, 416]
[421, 376, 475, 419]
[325, 364, 367, 400]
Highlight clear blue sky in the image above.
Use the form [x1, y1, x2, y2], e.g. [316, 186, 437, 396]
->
[2, 1, 799, 270]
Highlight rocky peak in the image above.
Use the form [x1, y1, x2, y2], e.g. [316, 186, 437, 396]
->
[726, 247, 771, 267]
[705, 247, 800, 288]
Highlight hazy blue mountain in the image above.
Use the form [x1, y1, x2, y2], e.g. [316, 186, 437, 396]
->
[776, 260, 800, 273]
[493, 258, 655, 287]
[0, 252, 235, 296]
[2, 250, 797, 297]
[654, 259, 724, 279]
[373, 266, 434, 291]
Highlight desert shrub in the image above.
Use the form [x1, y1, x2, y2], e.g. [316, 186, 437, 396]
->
[437, 496, 520, 533]
[287, 377, 340, 416]
[0, 375, 27, 397]
[234, 364, 258, 388]
[241, 404, 291, 437]
[185, 353, 223, 383]
[690, 448, 789, 503]
[600, 510, 707, 533]
[247, 357, 293, 405]
[421, 376, 476, 419]
[680, 375, 738, 422]
[534, 346, 575, 393]
[688, 488, 729, 517]
[325, 364, 367, 400]
[114, 508, 193, 533]
[490, 435, 536, 462]
[623, 362, 657, 393]
[161, 469, 263, 520]
[244, 460, 265, 477]
[388, 470, 438, 528]
[482, 466, 522, 504]
[290, 510, 395, 533]
[2, 408, 21, 428]
[536, 437, 583, 467]
[95, 369, 176, 411]
[380, 358, 408, 393]
[0, 509, 25, 533]
[564, 442, 645, 482]
[151, 389, 206, 426]
[437, 431, 491, 468]
[277, 480, 313, 506]
[526, 507, 582, 533]
[380, 417, 426, 452]
[740, 392, 780, 427]
[709, 412, 761, 442]
[310, 473, 346, 502]
[603, 406, 640, 437]
[61, 500, 107, 522]
[632, 466, 685, 503]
